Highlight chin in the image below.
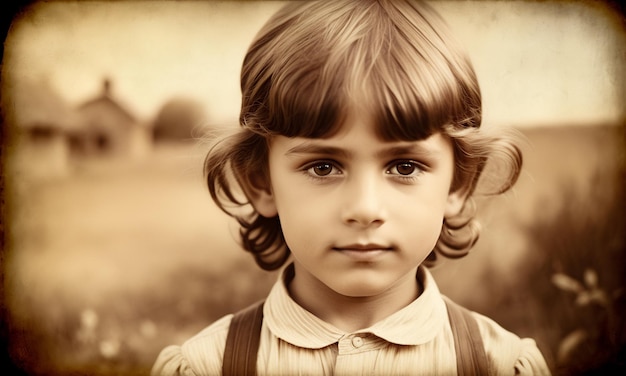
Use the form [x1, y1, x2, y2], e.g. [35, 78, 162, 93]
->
[332, 282, 390, 299]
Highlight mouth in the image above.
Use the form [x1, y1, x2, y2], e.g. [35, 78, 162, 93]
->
[334, 244, 393, 251]
[332, 244, 394, 261]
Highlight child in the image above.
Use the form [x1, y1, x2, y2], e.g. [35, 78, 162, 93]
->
[152, 0, 550, 375]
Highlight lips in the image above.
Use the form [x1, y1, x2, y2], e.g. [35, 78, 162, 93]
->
[332, 243, 393, 261]
[333, 244, 393, 251]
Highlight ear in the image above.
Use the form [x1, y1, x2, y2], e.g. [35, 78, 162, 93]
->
[444, 189, 468, 218]
[244, 172, 278, 218]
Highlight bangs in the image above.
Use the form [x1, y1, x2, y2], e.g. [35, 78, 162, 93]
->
[240, 0, 481, 140]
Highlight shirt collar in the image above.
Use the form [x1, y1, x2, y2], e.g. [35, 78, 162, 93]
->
[263, 263, 448, 348]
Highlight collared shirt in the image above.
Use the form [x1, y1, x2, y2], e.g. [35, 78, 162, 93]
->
[152, 265, 550, 375]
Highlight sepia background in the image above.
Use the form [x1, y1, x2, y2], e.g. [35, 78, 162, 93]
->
[1, 1, 625, 375]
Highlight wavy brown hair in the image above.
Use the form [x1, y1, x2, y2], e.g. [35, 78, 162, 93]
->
[205, 0, 522, 270]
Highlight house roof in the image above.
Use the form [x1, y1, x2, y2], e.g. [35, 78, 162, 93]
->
[77, 79, 136, 123]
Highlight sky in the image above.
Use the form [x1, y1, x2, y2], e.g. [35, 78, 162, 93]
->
[3, 0, 625, 128]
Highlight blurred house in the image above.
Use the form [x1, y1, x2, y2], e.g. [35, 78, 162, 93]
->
[7, 78, 82, 178]
[6, 77, 153, 178]
[72, 79, 151, 159]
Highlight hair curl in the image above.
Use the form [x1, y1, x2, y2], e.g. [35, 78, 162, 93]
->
[204, 0, 522, 270]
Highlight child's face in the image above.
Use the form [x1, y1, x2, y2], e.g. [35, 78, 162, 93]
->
[252, 106, 465, 298]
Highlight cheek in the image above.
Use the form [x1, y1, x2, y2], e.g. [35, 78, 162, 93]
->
[279, 212, 323, 260]
[393, 187, 448, 217]
[273, 191, 329, 241]
[392, 196, 447, 239]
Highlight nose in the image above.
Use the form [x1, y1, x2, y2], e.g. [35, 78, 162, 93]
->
[341, 174, 387, 227]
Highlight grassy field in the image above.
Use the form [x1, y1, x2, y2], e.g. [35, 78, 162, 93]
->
[3, 124, 625, 375]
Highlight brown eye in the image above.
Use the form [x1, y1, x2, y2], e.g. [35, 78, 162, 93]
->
[395, 162, 416, 175]
[313, 163, 333, 176]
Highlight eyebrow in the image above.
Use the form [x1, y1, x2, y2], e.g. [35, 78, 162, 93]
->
[285, 141, 440, 159]
[285, 144, 351, 158]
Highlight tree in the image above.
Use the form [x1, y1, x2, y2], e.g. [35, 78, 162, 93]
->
[152, 98, 207, 142]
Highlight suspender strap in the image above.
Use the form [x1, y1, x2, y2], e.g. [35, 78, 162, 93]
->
[222, 300, 265, 376]
[223, 298, 488, 375]
[444, 297, 489, 375]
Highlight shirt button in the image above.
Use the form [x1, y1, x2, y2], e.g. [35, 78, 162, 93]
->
[352, 336, 364, 348]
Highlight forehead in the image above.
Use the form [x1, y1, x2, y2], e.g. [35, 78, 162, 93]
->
[270, 106, 453, 160]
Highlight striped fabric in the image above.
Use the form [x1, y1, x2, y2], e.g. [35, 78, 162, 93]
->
[152, 265, 550, 376]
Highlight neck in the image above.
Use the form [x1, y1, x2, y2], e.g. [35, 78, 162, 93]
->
[288, 264, 421, 333]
